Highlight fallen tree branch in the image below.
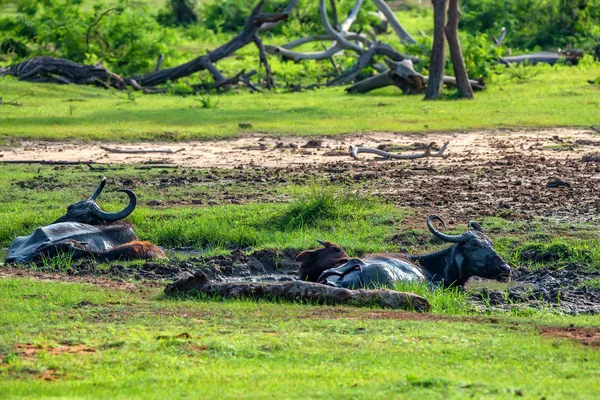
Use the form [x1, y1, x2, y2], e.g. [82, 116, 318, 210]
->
[164, 271, 430, 311]
[590, 126, 600, 134]
[319, 0, 363, 53]
[371, 0, 416, 44]
[0, 56, 126, 89]
[345, 59, 424, 93]
[340, 0, 364, 33]
[349, 141, 449, 160]
[100, 146, 185, 154]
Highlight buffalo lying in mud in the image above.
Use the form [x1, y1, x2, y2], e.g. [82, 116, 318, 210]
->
[296, 215, 511, 289]
[4, 178, 165, 264]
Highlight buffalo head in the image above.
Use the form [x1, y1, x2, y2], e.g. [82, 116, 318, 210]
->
[51, 177, 137, 225]
[296, 240, 350, 282]
[426, 215, 511, 282]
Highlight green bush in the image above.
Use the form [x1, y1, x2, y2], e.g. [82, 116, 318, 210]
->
[461, 0, 600, 51]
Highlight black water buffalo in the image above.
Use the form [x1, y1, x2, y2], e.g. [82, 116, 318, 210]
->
[296, 215, 511, 289]
[4, 178, 165, 264]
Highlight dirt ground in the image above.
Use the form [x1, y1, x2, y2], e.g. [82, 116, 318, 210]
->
[2, 127, 600, 222]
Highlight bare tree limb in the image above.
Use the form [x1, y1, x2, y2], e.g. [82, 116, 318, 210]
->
[282, 33, 370, 49]
[371, 0, 417, 44]
[319, 0, 363, 53]
[253, 34, 274, 88]
[493, 27, 507, 47]
[155, 54, 164, 72]
[330, 0, 340, 30]
[265, 43, 343, 61]
[100, 146, 185, 154]
[129, 1, 289, 87]
[349, 141, 449, 160]
[259, 0, 300, 32]
[341, 0, 364, 33]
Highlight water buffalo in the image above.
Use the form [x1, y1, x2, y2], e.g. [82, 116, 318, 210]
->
[296, 215, 511, 289]
[4, 178, 165, 264]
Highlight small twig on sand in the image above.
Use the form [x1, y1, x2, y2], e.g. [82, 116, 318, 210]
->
[100, 146, 185, 154]
[0, 160, 95, 166]
[590, 125, 600, 134]
[349, 141, 449, 160]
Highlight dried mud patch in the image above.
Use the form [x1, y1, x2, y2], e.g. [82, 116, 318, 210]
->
[540, 326, 600, 347]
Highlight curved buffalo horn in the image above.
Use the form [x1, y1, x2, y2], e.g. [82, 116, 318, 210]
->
[92, 189, 137, 221]
[426, 215, 474, 243]
[89, 177, 107, 201]
[316, 239, 329, 247]
[467, 220, 484, 233]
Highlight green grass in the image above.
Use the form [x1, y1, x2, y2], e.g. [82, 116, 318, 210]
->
[1, 60, 599, 141]
[1, 277, 600, 399]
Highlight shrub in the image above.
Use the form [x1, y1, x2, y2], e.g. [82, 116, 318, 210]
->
[461, 0, 600, 51]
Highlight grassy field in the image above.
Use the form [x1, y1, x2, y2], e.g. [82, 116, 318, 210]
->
[1, 61, 599, 141]
[2, 2, 600, 397]
[1, 277, 600, 399]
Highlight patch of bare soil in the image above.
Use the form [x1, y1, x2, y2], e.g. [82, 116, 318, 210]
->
[4, 128, 600, 222]
[15, 343, 96, 361]
[541, 326, 600, 347]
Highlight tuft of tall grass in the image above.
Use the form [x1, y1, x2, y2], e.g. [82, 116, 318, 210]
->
[393, 280, 473, 314]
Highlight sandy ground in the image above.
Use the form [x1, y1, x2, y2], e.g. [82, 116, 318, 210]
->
[1, 127, 599, 168]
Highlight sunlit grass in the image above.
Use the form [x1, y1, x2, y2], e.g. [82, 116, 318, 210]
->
[1, 61, 598, 141]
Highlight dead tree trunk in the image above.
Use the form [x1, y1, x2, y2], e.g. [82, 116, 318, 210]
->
[425, 0, 447, 100]
[164, 271, 431, 312]
[445, 0, 473, 98]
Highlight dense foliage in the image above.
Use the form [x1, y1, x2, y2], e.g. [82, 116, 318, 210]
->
[461, 0, 600, 51]
[0, 0, 175, 75]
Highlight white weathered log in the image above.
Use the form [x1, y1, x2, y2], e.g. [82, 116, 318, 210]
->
[349, 141, 449, 160]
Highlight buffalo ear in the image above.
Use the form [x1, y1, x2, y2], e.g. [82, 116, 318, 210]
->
[453, 251, 465, 280]
[295, 250, 317, 263]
